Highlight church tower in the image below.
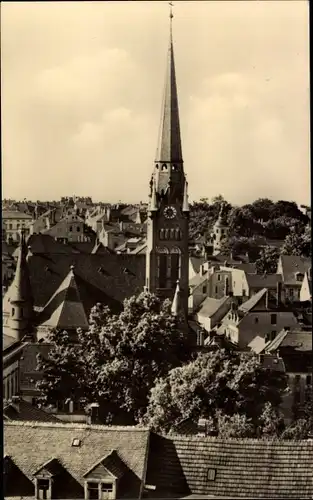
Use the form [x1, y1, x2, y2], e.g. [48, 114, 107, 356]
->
[212, 203, 229, 256]
[8, 230, 34, 340]
[146, 9, 189, 316]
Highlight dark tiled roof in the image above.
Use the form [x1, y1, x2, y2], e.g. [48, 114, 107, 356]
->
[17, 253, 145, 312]
[4, 421, 150, 495]
[26, 234, 78, 255]
[266, 329, 312, 353]
[279, 255, 311, 286]
[280, 331, 312, 352]
[37, 268, 90, 330]
[3, 399, 60, 423]
[147, 434, 313, 498]
[246, 273, 282, 289]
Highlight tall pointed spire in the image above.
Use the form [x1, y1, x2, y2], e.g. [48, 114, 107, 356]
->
[155, 5, 183, 165]
[9, 229, 34, 339]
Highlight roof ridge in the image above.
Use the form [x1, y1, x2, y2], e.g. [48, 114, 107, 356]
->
[4, 421, 150, 431]
[169, 434, 313, 444]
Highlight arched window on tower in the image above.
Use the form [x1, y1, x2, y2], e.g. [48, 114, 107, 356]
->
[161, 164, 167, 171]
[156, 247, 169, 288]
[12, 307, 15, 317]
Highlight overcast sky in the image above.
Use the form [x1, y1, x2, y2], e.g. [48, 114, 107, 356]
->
[1, 1, 310, 205]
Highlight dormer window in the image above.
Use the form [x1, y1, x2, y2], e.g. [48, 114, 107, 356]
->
[37, 479, 50, 500]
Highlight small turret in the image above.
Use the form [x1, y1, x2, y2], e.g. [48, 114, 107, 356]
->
[9, 230, 34, 340]
[171, 280, 181, 316]
[149, 178, 158, 213]
[182, 180, 189, 212]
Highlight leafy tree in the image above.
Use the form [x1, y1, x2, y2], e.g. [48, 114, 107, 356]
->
[143, 350, 287, 434]
[228, 206, 264, 238]
[281, 225, 311, 257]
[219, 235, 261, 261]
[255, 246, 280, 274]
[37, 292, 191, 424]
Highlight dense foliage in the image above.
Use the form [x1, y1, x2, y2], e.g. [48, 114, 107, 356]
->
[189, 196, 310, 264]
[143, 350, 287, 436]
[36, 292, 191, 424]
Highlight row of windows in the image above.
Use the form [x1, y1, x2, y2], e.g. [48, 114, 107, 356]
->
[4, 223, 29, 230]
[35, 479, 114, 500]
[159, 228, 182, 241]
[155, 163, 180, 171]
[69, 226, 82, 232]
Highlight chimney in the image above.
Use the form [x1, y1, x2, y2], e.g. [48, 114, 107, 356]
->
[265, 289, 269, 309]
[11, 395, 21, 412]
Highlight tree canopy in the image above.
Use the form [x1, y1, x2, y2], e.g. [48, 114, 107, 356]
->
[36, 292, 192, 424]
[143, 350, 287, 436]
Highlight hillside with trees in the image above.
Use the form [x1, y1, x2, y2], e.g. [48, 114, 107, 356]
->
[189, 196, 311, 268]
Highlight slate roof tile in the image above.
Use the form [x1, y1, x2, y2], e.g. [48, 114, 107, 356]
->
[3, 399, 60, 423]
[5, 253, 146, 314]
[246, 273, 282, 289]
[4, 421, 150, 496]
[279, 255, 311, 286]
[146, 434, 313, 498]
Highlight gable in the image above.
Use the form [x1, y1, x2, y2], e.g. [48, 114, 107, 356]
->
[84, 462, 115, 481]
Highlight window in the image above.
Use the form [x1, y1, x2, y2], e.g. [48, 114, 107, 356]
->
[72, 438, 81, 447]
[255, 317, 259, 324]
[270, 314, 277, 325]
[11, 307, 15, 317]
[207, 468, 216, 481]
[37, 479, 50, 500]
[202, 285, 207, 294]
[87, 482, 99, 500]
[289, 288, 294, 297]
[215, 286, 218, 294]
[306, 375, 312, 386]
[242, 289, 246, 297]
[69, 226, 73, 232]
[217, 274, 221, 281]
[77, 226, 81, 232]
[295, 375, 301, 386]
[101, 483, 113, 493]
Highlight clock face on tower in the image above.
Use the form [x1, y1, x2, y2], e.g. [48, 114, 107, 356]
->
[163, 206, 177, 219]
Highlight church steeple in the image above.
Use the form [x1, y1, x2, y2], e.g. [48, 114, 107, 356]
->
[146, 7, 189, 319]
[9, 230, 34, 340]
[155, 9, 182, 165]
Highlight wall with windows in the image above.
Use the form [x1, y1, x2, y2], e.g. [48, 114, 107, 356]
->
[2, 215, 32, 242]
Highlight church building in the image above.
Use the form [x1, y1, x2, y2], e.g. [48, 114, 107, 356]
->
[145, 11, 189, 318]
[2, 11, 190, 345]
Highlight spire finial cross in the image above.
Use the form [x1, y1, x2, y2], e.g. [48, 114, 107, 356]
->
[169, 2, 174, 19]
